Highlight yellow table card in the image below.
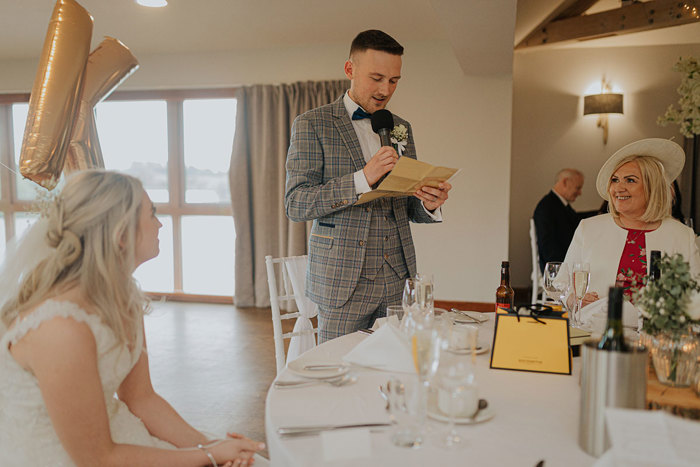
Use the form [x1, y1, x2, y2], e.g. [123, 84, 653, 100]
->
[489, 314, 571, 375]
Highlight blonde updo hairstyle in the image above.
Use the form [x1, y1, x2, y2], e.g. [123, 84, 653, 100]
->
[1, 170, 148, 346]
[606, 155, 672, 224]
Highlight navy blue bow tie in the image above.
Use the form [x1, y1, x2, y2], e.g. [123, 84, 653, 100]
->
[352, 107, 372, 120]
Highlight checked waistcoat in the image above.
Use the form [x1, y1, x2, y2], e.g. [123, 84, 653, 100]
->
[360, 197, 408, 281]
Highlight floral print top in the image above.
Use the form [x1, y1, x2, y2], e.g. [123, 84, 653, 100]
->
[616, 228, 653, 300]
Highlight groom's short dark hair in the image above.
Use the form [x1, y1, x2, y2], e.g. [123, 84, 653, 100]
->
[350, 30, 404, 58]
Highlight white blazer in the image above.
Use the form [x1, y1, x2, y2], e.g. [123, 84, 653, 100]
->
[563, 214, 700, 300]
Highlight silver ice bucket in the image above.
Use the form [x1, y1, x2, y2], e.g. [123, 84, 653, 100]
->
[578, 341, 647, 457]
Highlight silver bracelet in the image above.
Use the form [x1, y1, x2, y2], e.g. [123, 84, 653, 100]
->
[197, 443, 218, 467]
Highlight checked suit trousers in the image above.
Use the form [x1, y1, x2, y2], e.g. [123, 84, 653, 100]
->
[317, 198, 408, 343]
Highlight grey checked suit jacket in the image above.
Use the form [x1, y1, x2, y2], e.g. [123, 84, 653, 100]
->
[285, 95, 437, 309]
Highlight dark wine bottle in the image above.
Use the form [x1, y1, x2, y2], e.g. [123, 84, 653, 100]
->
[649, 250, 661, 282]
[597, 287, 628, 351]
[496, 261, 514, 313]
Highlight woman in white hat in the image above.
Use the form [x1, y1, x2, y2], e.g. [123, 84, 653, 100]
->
[563, 138, 700, 323]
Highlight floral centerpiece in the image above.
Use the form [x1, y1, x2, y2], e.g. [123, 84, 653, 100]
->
[634, 253, 700, 387]
[657, 56, 700, 138]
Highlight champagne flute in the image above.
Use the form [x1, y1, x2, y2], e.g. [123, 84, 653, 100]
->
[543, 262, 570, 310]
[414, 273, 434, 313]
[403, 278, 417, 311]
[402, 278, 418, 335]
[572, 262, 590, 328]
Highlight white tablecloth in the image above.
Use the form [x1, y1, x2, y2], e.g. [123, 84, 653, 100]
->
[265, 317, 596, 467]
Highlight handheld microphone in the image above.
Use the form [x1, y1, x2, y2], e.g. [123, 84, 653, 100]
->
[371, 109, 394, 148]
[370, 109, 395, 189]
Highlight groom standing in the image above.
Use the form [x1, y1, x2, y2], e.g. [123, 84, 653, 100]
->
[285, 30, 451, 342]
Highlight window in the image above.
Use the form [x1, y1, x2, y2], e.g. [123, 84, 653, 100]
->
[183, 99, 236, 204]
[97, 100, 169, 203]
[0, 90, 238, 298]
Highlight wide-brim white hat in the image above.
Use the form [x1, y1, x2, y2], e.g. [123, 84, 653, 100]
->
[596, 138, 685, 200]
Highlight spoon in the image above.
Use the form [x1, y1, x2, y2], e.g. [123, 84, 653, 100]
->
[470, 398, 488, 421]
[274, 374, 357, 389]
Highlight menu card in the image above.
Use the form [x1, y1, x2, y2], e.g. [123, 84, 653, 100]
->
[601, 408, 700, 466]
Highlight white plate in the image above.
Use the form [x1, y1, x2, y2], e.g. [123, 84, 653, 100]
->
[287, 357, 349, 380]
[427, 393, 495, 424]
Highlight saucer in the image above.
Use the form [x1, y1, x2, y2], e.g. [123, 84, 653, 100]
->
[427, 393, 495, 424]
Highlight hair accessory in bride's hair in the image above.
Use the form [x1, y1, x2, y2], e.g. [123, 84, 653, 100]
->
[30, 186, 60, 219]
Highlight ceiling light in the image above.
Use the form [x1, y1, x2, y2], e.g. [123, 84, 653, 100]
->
[136, 0, 168, 7]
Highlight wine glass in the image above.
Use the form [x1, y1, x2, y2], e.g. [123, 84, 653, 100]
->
[572, 262, 590, 328]
[434, 355, 475, 449]
[543, 262, 570, 310]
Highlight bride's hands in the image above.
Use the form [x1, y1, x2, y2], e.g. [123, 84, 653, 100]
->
[209, 435, 264, 467]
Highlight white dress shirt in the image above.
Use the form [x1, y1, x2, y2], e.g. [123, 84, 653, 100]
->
[343, 92, 441, 220]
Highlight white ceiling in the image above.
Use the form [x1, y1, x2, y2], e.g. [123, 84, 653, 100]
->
[0, 1, 698, 67]
[0, 0, 445, 60]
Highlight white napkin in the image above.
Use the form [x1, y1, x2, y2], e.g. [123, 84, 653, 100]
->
[580, 299, 639, 329]
[371, 317, 387, 330]
[343, 323, 415, 373]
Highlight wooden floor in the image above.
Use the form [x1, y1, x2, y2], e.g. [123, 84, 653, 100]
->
[144, 301, 292, 459]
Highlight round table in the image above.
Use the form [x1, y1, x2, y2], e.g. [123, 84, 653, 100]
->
[265, 318, 596, 466]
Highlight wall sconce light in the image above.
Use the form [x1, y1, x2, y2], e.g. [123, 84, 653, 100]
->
[583, 77, 623, 145]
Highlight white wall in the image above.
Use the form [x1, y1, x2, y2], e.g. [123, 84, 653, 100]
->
[0, 39, 512, 302]
[510, 43, 700, 288]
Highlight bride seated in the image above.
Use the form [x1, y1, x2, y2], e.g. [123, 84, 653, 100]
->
[0, 170, 264, 466]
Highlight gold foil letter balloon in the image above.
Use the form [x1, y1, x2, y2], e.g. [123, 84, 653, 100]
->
[19, 0, 93, 190]
[66, 37, 139, 173]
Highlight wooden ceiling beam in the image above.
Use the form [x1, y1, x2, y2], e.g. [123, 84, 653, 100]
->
[516, 0, 700, 50]
[523, 0, 590, 38]
[554, 0, 601, 20]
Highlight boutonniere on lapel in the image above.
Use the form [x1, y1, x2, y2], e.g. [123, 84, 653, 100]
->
[390, 124, 408, 156]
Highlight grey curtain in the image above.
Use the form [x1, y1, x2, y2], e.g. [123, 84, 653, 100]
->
[230, 80, 349, 307]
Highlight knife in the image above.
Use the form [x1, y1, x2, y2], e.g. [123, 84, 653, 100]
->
[302, 364, 346, 370]
[278, 423, 391, 436]
[450, 308, 488, 323]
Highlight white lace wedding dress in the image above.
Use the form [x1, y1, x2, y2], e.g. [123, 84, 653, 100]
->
[0, 300, 174, 466]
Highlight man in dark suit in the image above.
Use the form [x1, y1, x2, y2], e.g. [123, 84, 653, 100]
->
[533, 169, 585, 272]
[285, 30, 451, 342]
